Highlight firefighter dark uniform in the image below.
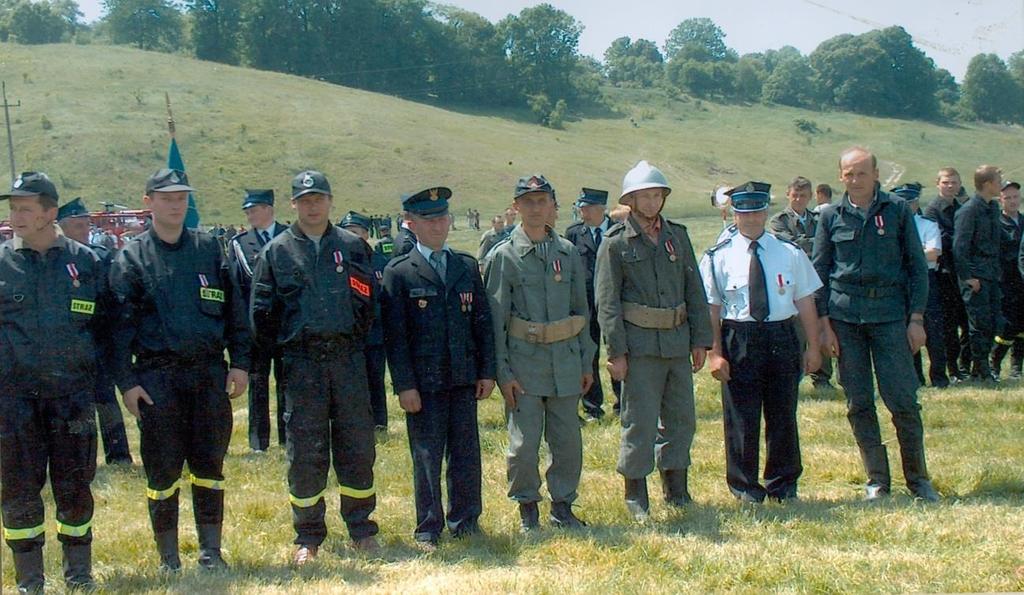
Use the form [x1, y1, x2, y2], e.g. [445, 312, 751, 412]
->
[374, 234, 396, 260]
[228, 189, 287, 452]
[57, 197, 133, 464]
[381, 188, 496, 545]
[109, 169, 251, 570]
[595, 161, 713, 520]
[923, 194, 971, 379]
[1, 172, 102, 591]
[812, 182, 939, 501]
[991, 180, 1024, 377]
[768, 203, 834, 388]
[701, 183, 821, 503]
[953, 191, 1002, 381]
[250, 171, 379, 556]
[393, 220, 417, 257]
[564, 188, 612, 420]
[340, 211, 390, 430]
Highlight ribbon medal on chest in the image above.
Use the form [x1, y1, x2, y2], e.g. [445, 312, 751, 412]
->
[66, 263, 81, 288]
[460, 291, 473, 312]
[665, 239, 677, 262]
[875, 214, 885, 236]
[333, 249, 344, 273]
[553, 259, 563, 282]
[777, 273, 786, 295]
[199, 274, 225, 302]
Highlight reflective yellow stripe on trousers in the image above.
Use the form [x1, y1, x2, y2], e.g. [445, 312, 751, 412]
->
[56, 519, 92, 537]
[3, 524, 45, 540]
[339, 484, 375, 499]
[189, 473, 225, 490]
[147, 479, 181, 501]
[289, 488, 327, 508]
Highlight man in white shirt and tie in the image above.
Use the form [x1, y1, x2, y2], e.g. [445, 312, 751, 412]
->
[699, 181, 822, 503]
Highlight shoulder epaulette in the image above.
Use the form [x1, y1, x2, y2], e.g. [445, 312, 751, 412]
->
[705, 237, 732, 255]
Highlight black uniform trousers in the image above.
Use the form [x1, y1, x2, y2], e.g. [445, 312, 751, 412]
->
[283, 350, 378, 546]
[1, 392, 96, 553]
[406, 387, 481, 542]
[94, 378, 132, 463]
[137, 360, 232, 534]
[938, 270, 971, 375]
[581, 317, 605, 418]
[832, 320, 928, 488]
[913, 270, 949, 386]
[720, 319, 802, 501]
[365, 344, 388, 428]
[961, 280, 1001, 375]
[248, 348, 285, 451]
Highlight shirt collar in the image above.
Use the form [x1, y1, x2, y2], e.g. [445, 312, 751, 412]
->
[416, 242, 450, 262]
[12, 223, 64, 251]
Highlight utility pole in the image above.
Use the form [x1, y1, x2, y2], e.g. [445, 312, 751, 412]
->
[1, 82, 20, 185]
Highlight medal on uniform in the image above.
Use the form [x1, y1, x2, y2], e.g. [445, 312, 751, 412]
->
[66, 263, 81, 288]
[333, 250, 344, 273]
[875, 214, 885, 236]
[460, 292, 469, 312]
[553, 259, 563, 282]
[417, 299, 428, 309]
[665, 239, 677, 262]
[777, 273, 786, 295]
[467, 292, 473, 312]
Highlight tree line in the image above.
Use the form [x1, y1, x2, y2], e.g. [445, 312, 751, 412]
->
[2, 1, 1022, 127]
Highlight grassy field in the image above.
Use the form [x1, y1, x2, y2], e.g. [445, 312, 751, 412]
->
[2, 43, 1024, 231]
[3, 43, 1024, 592]
[2, 216, 1023, 593]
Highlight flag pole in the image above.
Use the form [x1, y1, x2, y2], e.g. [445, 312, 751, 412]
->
[165, 92, 175, 139]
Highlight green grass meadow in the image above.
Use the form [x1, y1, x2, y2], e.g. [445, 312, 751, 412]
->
[2, 43, 1024, 592]
[2, 217, 1024, 593]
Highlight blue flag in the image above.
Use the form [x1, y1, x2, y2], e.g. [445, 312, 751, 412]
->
[167, 138, 201, 229]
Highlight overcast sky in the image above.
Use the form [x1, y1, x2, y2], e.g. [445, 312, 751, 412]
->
[75, 0, 1023, 80]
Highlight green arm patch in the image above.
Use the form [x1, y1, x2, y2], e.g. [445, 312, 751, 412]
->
[70, 299, 95, 315]
[200, 288, 226, 303]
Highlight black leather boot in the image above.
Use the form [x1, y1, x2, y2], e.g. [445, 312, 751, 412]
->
[13, 548, 45, 594]
[624, 477, 650, 522]
[659, 469, 693, 507]
[549, 501, 587, 528]
[155, 530, 181, 572]
[901, 449, 940, 502]
[62, 543, 95, 589]
[860, 445, 891, 501]
[197, 523, 229, 570]
[518, 502, 539, 533]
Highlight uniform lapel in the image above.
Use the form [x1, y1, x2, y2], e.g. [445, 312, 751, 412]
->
[445, 251, 468, 293]
[409, 247, 444, 288]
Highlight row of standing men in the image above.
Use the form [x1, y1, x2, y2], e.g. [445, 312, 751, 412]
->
[2, 148, 972, 591]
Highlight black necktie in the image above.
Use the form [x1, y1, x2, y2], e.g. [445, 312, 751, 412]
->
[261, 230, 271, 245]
[593, 227, 602, 250]
[749, 240, 769, 322]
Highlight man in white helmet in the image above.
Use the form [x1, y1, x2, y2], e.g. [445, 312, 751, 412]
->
[594, 161, 712, 522]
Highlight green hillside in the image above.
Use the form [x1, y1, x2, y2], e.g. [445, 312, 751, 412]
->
[2, 43, 1023, 238]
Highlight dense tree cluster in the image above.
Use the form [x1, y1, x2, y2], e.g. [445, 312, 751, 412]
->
[3, 2, 1022, 126]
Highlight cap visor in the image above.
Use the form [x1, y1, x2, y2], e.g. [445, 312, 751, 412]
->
[292, 189, 331, 199]
[0, 189, 44, 199]
[152, 184, 196, 193]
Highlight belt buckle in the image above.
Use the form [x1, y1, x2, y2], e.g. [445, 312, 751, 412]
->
[526, 325, 540, 344]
